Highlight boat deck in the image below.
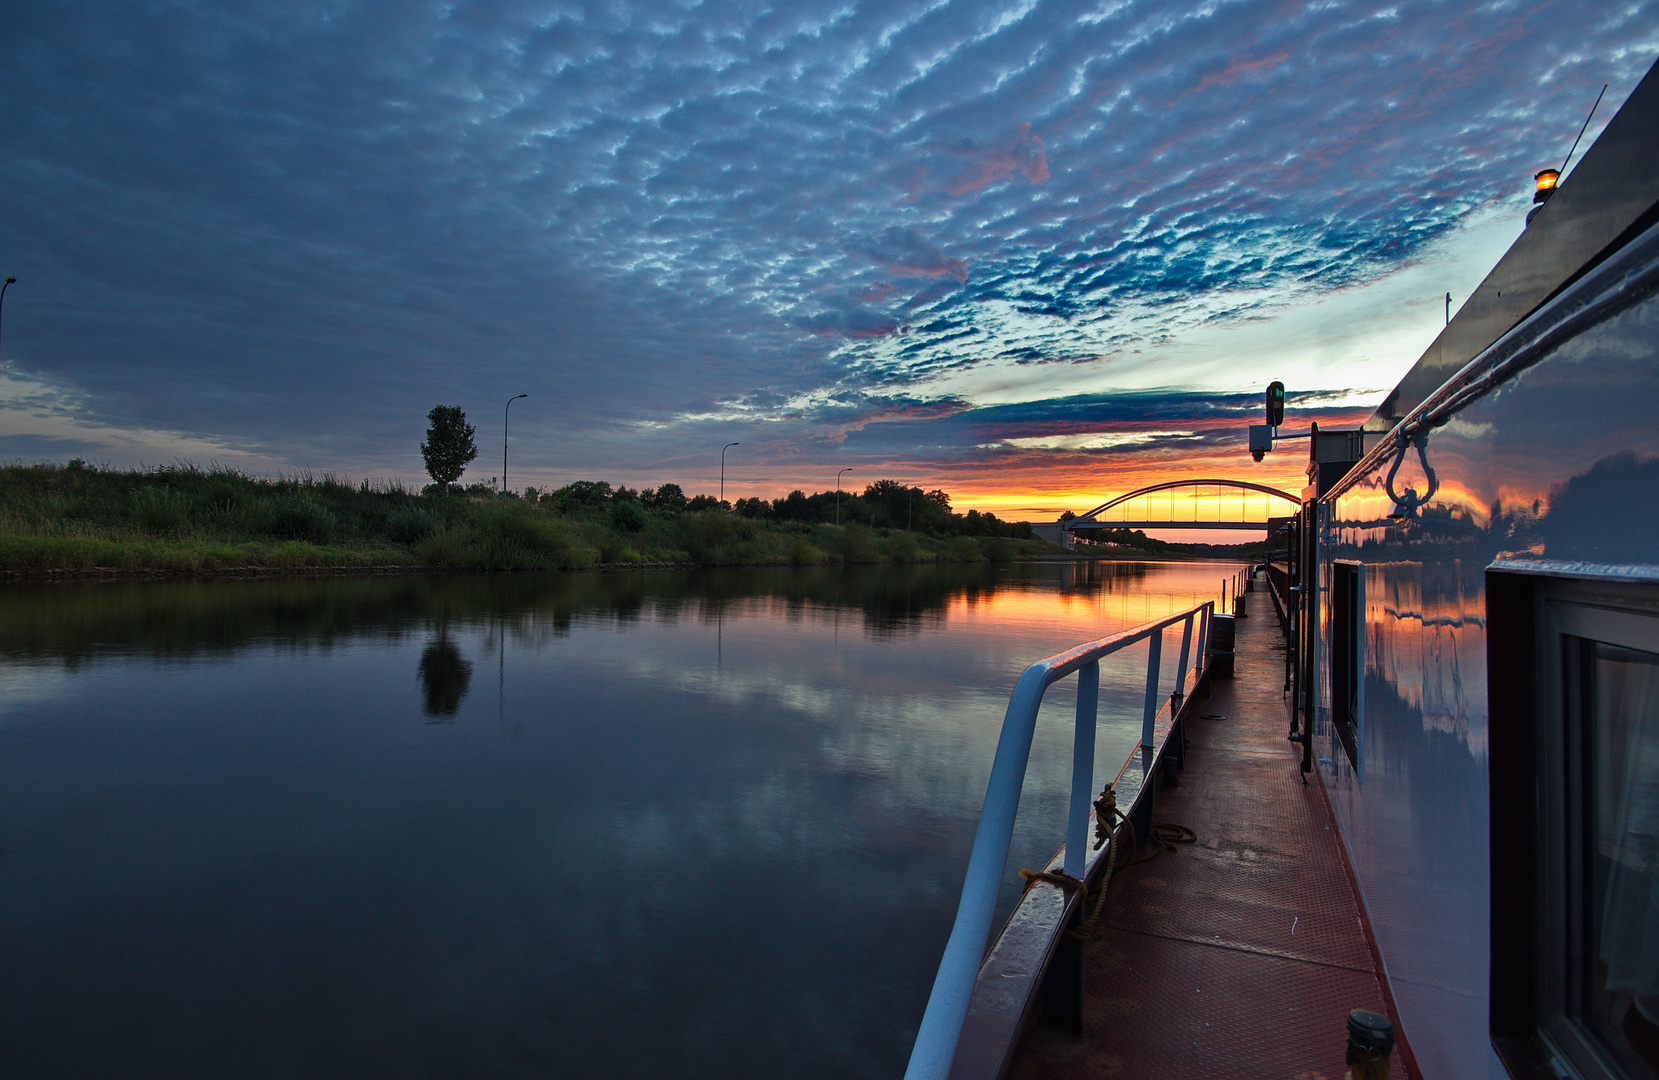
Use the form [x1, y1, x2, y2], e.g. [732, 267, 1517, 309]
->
[1007, 584, 1414, 1079]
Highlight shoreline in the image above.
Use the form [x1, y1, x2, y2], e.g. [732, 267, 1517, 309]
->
[0, 549, 1226, 585]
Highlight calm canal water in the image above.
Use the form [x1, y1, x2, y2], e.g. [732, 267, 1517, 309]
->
[1, 560, 1237, 1079]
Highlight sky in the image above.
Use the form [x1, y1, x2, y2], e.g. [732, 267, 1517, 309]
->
[2, 0, 1655, 519]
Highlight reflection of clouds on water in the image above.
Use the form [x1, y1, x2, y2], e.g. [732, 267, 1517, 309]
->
[0, 662, 74, 719]
[418, 638, 472, 720]
[0, 559, 1242, 1079]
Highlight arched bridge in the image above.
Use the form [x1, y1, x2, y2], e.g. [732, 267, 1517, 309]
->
[1068, 479, 1301, 532]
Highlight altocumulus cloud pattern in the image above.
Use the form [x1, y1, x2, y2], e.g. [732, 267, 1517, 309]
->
[0, 0, 1654, 490]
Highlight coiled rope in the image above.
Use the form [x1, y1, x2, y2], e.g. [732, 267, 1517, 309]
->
[1134, 821, 1197, 863]
[1017, 782, 1196, 942]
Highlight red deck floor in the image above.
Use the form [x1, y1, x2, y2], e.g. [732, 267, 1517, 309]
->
[1007, 583, 1415, 1080]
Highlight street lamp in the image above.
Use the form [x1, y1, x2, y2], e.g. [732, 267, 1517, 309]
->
[503, 394, 528, 495]
[836, 468, 852, 525]
[720, 442, 739, 508]
[0, 277, 16, 363]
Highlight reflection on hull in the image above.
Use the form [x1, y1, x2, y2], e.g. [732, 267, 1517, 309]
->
[1283, 64, 1659, 1080]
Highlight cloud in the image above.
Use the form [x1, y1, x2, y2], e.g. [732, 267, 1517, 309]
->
[858, 227, 970, 283]
[934, 121, 1050, 196]
[984, 430, 1199, 452]
[0, 0, 1654, 489]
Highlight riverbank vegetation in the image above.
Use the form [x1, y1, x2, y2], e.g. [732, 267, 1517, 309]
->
[0, 461, 1091, 577]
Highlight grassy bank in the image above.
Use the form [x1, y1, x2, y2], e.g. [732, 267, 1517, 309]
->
[0, 462, 1085, 577]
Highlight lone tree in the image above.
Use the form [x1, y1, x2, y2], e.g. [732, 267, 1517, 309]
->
[420, 405, 478, 492]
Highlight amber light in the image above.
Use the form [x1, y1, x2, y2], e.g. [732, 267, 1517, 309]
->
[1534, 168, 1560, 203]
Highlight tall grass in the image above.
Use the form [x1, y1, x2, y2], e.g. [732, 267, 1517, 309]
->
[0, 462, 1065, 576]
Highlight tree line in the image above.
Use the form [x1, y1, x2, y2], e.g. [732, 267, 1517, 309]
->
[522, 478, 1032, 539]
[419, 405, 1032, 539]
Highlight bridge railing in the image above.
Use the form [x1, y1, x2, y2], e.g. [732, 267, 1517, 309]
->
[903, 600, 1214, 1080]
[1068, 478, 1300, 529]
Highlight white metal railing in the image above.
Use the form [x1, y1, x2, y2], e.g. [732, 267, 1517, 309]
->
[903, 600, 1213, 1080]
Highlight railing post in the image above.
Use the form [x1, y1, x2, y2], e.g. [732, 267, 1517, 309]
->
[1196, 605, 1210, 677]
[1172, 614, 1193, 700]
[1140, 627, 1163, 748]
[1065, 661, 1099, 878]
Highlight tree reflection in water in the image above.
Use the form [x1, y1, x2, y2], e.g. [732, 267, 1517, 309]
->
[417, 635, 472, 720]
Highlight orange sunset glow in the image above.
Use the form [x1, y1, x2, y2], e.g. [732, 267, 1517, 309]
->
[772, 404, 1380, 523]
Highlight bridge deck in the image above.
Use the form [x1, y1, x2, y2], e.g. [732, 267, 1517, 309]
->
[1005, 583, 1415, 1080]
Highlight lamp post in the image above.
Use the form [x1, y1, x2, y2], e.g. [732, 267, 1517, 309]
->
[720, 442, 739, 508]
[0, 277, 16, 362]
[503, 394, 528, 495]
[836, 468, 852, 525]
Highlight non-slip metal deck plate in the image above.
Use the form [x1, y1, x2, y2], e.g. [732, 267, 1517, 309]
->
[1008, 589, 1410, 1080]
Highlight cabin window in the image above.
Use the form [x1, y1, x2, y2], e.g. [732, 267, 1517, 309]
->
[1330, 561, 1363, 776]
[1549, 598, 1659, 1080]
[1490, 569, 1659, 1080]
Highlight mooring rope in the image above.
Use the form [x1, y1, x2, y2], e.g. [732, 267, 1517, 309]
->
[1016, 783, 1197, 942]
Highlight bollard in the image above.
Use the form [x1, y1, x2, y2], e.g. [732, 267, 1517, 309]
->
[1344, 1009, 1395, 1079]
[1207, 614, 1236, 678]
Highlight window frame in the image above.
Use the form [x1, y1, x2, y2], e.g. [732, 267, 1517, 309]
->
[1489, 567, 1659, 1080]
[1541, 594, 1659, 1080]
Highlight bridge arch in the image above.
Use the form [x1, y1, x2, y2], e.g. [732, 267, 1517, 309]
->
[1069, 478, 1300, 531]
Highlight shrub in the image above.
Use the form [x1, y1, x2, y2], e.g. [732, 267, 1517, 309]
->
[383, 504, 436, 544]
[788, 537, 822, 565]
[467, 508, 598, 570]
[131, 487, 192, 534]
[947, 537, 983, 562]
[267, 496, 338, 543]
[982, 537, 1016, 562]
[416, 523, 475, 567]
[836, 523, 881, 563]
[674, 510, 753, 564]
[882, 531, 921, 563]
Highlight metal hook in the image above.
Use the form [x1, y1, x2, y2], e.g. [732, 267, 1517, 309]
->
[1384, 428, 1438, 519]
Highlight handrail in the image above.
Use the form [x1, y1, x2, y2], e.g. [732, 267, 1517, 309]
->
[903, 600, 1215, 1080]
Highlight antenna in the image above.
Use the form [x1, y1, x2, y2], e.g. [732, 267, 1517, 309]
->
[1561, 83, 1609, 177]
